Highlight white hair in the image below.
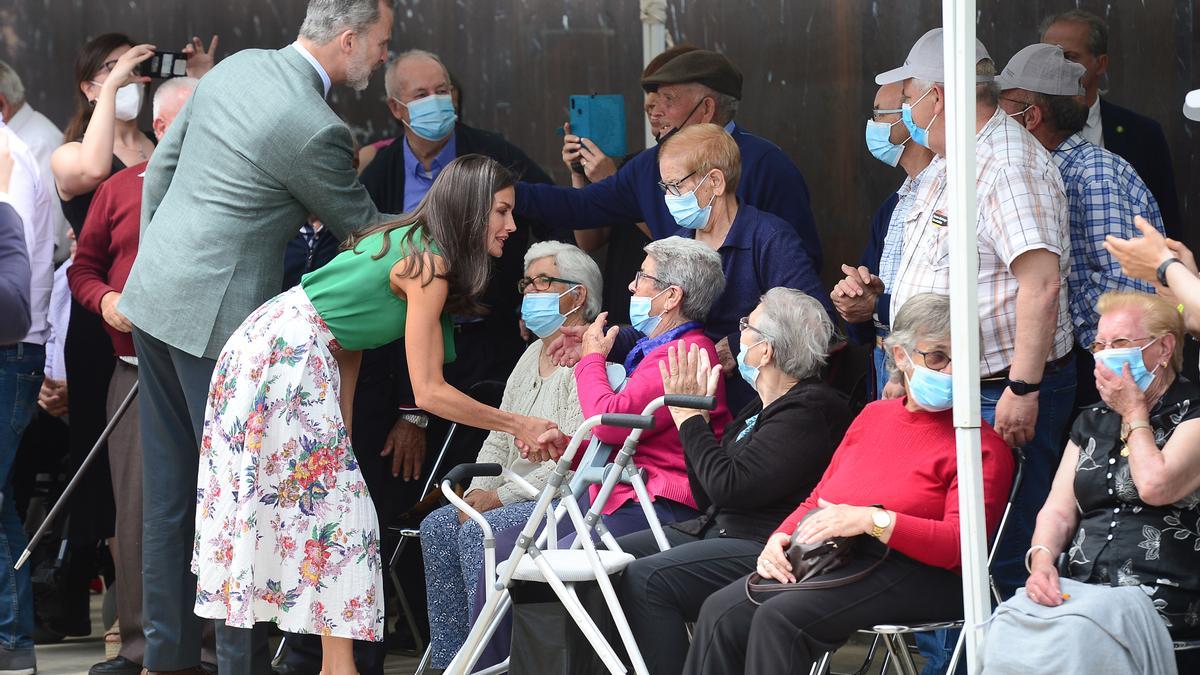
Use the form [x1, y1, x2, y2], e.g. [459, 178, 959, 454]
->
[755, 288, 833, 380]
[884, 293, 953, 375]
[0, 60, 25, 106]
[523, 240, 603, 321]
[385, 49, 450, 99]
[299, 0, 386, 45]
[152, 77, 198, 121]
[643, 236, 725, 322]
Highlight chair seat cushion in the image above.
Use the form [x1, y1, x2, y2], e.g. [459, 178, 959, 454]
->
[499, 548, 636, 583]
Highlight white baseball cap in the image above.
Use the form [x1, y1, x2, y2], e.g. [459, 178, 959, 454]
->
[995, 44, 1085, 96]
[876, 28, 994, 85]
[1184, 89, 1200, 121]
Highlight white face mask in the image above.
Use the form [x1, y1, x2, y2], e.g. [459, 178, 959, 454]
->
[112, 82, 144, 121]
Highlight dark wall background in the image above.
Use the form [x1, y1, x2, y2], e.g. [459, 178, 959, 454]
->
[2, 0, 1196, 281]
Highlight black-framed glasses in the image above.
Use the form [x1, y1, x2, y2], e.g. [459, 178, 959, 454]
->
[738, 317, 772, 341]
[656, 170, 697, 197]
[633, 270, 669, 288]
[517, 274, 580, 294]
[1088, 335, 1157, 354]
[913, 347, 952, 371]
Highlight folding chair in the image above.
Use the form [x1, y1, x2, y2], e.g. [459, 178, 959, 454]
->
[812, 447, 1026, 675]
[443, 394, 717, 675]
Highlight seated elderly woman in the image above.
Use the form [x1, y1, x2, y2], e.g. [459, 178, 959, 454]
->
[986, 291, 1200, 674]
[656, 123, 829, 411]
[418, 241, 602, 669]
[682, 293, 1014, 675]
[615, 288, 851, 675]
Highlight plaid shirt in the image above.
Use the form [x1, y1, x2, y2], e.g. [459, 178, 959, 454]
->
[878, 163, 936, 292]
[1052, 134, 1161, 347]
[890, 109, 1073, 377]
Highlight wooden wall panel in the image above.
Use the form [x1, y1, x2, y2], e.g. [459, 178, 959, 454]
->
[2, 0, 1195, 280]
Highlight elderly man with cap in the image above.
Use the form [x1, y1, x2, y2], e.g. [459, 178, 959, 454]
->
[997, 43, 1162, 409]
[513, 48, 822, 271]
[880, 28, 1073, 608]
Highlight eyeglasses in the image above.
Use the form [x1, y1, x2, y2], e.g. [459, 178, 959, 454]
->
[633, 270, 669, 288]
[738, 317, 772, 341]
[913, 347, 952, 371]
[517, 274, 581, 294]
[871, 107, 903, 120]
[656, 170, 697, 196]
[1088, 335, 1157, 354]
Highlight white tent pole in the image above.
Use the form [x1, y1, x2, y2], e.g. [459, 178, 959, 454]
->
[640, 0, 668, 147]
[941, 1, 990, 673]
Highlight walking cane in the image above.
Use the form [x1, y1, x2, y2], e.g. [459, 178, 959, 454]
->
[14, 380, 139, 570]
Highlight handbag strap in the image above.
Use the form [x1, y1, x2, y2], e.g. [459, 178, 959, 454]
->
[743, 547, 891, 605]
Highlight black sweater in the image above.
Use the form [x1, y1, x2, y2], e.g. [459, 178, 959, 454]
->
[671, 378, 851, 544]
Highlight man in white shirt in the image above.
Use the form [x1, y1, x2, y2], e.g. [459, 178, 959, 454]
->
[0, 118, 54, 675]
[0, 61, 71, 264]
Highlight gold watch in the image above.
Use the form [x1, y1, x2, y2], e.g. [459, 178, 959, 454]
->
[870, 509, 892, 539]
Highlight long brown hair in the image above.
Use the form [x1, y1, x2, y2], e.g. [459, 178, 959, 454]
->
[63, 33, 135, 143]
[341, 154, 516, 315]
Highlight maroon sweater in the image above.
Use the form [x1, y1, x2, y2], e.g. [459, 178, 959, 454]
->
[775, 397, 1014, 573]
[67, 161, 147, 357]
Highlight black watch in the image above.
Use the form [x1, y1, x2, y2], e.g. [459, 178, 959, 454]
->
[1005, 378, 1041, 396]
[1157, 258, 1182, 287]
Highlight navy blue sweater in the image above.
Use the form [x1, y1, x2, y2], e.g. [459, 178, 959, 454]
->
[844, 193, 899, 347]
[514, 124, 823, 271]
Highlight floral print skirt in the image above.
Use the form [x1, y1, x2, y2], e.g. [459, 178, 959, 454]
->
[191, 286, 383, 641]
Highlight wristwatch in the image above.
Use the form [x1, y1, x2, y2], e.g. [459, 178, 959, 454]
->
[1157, 258, 1182, 287]
[1005, 378, 1041, 396]
[870, 509, 892, 539]
[400, 413, 429, 429]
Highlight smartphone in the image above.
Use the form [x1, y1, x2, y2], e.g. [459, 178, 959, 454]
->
[568, 94, 626, 172]
[145, 51, 189, 79]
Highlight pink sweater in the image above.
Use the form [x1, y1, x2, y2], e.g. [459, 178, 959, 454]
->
[574, 329, 733, 514]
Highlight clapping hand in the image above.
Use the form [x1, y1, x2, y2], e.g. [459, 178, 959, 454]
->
[1103, 216, 1173, 283]
[547, 323, 586, 367]
[580, 312, 619, 359]
[658, 340, 719, 426]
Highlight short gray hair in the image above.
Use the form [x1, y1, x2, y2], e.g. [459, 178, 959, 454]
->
[523, 240, 604, 321]
[152, 77, 198, 120]
[385, 49, 450, 99]
[299, 0, 386, 45]
[701, 85, 739, 123]
[755, 288, 832, 380]
[643, 236, 725, 322]
[908, 58, 999, 105]
[884, 293, 952, 372]
[0, 60, 25, 106]
[1040, 9, 1108, 56]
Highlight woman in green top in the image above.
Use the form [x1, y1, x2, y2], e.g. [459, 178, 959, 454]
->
[190, 155, 558, 673]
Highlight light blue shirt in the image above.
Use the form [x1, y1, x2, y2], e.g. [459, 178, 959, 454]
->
[291, 42, 331, 98]
[877, 162, 933, 294]
[402, 133, 457, 212]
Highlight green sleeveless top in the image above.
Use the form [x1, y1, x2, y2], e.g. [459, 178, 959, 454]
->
[301, 225, 456, 359]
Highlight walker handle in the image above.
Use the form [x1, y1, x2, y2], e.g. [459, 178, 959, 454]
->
[663, 394, 717, 411]
[443, 463, 503, 488]
[598, 414, 656, 430]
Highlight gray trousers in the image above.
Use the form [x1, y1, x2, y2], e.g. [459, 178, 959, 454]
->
[106, 361, 145, 663]
[132, 328, 268, 673]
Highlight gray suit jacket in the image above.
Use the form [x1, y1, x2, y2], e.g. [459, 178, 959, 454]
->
[120, 45, 390, 358]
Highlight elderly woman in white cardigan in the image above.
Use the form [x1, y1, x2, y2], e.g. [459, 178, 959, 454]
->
[419, 240, 602, 668]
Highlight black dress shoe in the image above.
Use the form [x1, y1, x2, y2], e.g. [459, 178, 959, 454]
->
[88, 656, 143, 675]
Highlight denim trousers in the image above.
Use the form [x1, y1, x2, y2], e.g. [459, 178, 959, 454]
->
[916, 359, 1077, 674]
[0, 343, 44, 652]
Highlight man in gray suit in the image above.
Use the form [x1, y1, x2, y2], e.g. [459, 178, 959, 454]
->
[118, 1, 395, 672]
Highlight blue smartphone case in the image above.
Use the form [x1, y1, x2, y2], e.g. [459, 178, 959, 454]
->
[569, 94, 627, 160]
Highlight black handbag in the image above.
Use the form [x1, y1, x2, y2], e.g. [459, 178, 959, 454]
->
[745, 509, 889, 604]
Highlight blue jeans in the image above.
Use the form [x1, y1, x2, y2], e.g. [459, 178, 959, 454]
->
[0, 343, 44, 652]
[916, 359, 1076, 675]
[873, 345, 890, 400]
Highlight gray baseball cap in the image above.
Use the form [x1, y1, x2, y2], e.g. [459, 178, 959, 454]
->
[996, 43, 1085, 96]
[1184, 89, 1200, 121]
[875, 28, 993, 85]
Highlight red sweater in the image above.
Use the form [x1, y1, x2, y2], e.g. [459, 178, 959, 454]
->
[67, 161, 147, 357]
[574, 329, 732, 515]
[775, 397, 1014, 573]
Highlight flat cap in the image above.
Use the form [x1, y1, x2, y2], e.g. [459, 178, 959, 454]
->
[641, 49, 743, 99]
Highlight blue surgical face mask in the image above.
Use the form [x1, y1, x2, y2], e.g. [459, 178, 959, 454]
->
[629, 287, 669, 335]
[865, 118, 907, 167]
[901, 88, 937, 149]
[902, 349, 954, 412]
[521, 286, 580, 338]
[736, 340, 767, 391]
[397, 93, 457, 141]
[663, 173, 716, 230]
[1094, 338, 1161, 391]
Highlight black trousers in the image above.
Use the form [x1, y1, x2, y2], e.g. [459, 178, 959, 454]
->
[616, 528, 762, 675]
[683, 544, 963, 675]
